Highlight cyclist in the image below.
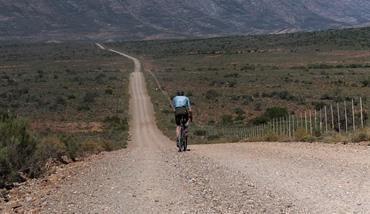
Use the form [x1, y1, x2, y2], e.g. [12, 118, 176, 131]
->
[172, 91, 192, 150]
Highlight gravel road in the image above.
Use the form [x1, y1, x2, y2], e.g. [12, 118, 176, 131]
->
[3, 47, 369, 213]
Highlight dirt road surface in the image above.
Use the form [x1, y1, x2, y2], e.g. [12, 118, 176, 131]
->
[5, 46, 369, 213]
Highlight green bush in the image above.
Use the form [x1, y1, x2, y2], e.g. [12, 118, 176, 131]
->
[205, 89, 220, 100]
[193, 130, 207, 136]
[352, 129, 370, 142]
[0, 112, 128, 187]
[361, 78, 370, 87]
[221, 114, 233, 125]
[0, 113, 37, 187]
[253, 107, 289, 125]
[79, 140, 103, 156]
[29, 137, 67, 177]
[264, 107, 289, 119]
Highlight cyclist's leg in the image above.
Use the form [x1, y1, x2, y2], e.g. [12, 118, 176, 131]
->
[175, 112, 181, 147]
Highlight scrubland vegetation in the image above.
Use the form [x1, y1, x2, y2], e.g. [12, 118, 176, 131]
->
[111, 27, 370, 143]
[0, 43, 130, 187]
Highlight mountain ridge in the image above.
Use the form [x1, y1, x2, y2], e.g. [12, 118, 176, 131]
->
[1, 0, 370, 41]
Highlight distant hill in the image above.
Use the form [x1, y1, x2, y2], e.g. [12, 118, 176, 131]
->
[1, 0, 370, 41]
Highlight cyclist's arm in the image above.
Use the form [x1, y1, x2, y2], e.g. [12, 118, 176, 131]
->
[172, 97, 176, 111]
[186, 97, 192, 112]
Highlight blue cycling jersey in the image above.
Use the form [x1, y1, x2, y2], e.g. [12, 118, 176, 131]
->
[172, 96, 191, 108]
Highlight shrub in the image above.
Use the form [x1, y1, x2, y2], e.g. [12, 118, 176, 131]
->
[224, 73, 239, 78]
[352, 129, 370, 142]
[29, 137, 67, 177]
[322, 132, 349, 144]
[79, 140, 103, 156]
[252, 116, 268, 125]
[221, 115, 233, 125]
[194, 130, 207, 136]
[55, 96, 66, 106]
[234, 108, 245, 116]
[60, 135, 81, 161]
[205, 89, 220, 100]
[264, 107, 289, 119]
[105, 88, 114, 95]
[0, 113, 37, 187]
[254, 107, 289, 125]
[83, 92, 98, 103]
[104, 116, 128, 132]
[207, 135, 220, 141]
[294, 128, 313, 142]
[264, 132, 279, 142]
[361, 78, 370, 87]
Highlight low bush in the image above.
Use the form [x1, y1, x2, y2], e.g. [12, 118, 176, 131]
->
[264, 132, 279, 142]
[295, 128, 315, 142]
[253, 107, 289, 125]
[221, 114, 233, 125]
[322, 132, 349, 144]
[193, 129, 207, 136]
[0, 112, 128, 188]
[351, 129, 370, 142]
[207, 135, 220, 141]
[205, 89, 220, 100]
[0, 113, 37, 187]
[361, 78, 370, 87]
[79, 140, 104, 156]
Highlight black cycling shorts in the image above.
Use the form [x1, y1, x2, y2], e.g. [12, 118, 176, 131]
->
[175, 107, 189, 126]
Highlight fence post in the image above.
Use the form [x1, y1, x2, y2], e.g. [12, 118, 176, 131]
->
[288, 115, 291, 137]
[337, 103, 341, 133]
[352, 99, 356, 132]
[325, 106, 328, 133]
[331, 104, 334, 130]
[360, 97, 364, 129]
[260, 125, 263, 137]
[305, 112, 308, 133]
[314, 110, 317, 131]
[309, 111, 313, 135]
[344, 101, 348, 133]
[319, 109, 322, 134]
[292, 115, 295, 137]
[258, 125, 261, 138]
[301, 113, 304, 130]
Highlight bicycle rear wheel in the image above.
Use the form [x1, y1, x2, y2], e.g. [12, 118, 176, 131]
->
[180, 127, 187, 152]
[183, 135, 188, 152]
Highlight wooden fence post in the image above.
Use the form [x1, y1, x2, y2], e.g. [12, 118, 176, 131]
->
[310, 111, 313, 135]
[301, 113, 304, 130]
[360, 97, 364, 129]
[331, 104, 334, 130]
[344, 101, 348, 133]
[305, 112, 308, 133]
[337, 103, 341, 132]
[352, 99, 356, 132]
[292, 115, 295, 137]
[325, 106, 328, 132]
[319, 109, 322, 134]
[288, 115, 291, 137]
[314, 110, 317, 131]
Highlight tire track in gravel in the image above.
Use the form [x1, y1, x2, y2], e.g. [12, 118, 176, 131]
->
[38, 45, 298, 213]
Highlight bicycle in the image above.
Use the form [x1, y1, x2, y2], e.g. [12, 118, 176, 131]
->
[177, 117, 189, 152]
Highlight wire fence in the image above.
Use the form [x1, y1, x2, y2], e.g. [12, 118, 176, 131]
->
[194, 97, 369, 141]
